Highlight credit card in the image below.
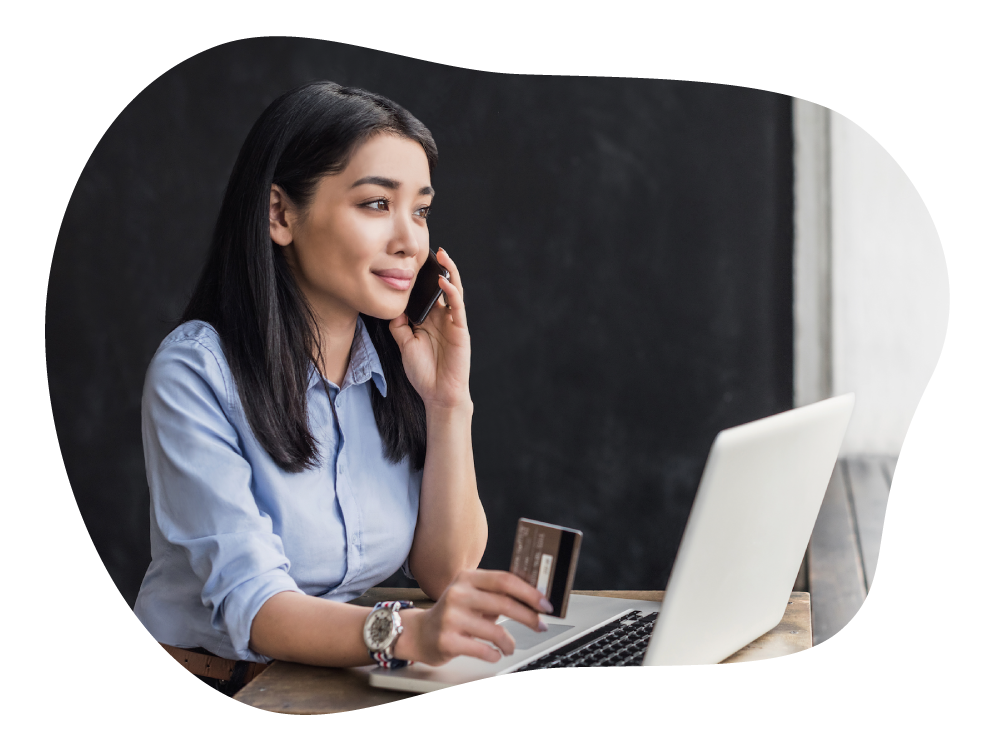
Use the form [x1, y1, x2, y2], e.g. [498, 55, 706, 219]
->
[509, 518, 583, 618]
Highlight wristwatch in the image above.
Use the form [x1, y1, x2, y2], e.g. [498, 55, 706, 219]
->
[363, 600, 415, 669]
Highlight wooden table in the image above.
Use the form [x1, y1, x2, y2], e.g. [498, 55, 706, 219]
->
[234, 588, 812, 714]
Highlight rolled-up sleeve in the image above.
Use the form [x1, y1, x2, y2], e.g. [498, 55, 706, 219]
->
[142, 336, 302, 660]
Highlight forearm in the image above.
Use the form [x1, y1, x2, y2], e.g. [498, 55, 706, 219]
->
[408, 399, 488, 599]
[251, 591, 433, 666]
[249, 591, 374, 666]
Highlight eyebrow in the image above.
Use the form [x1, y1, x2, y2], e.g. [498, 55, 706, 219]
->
[350, 176, 435, 197]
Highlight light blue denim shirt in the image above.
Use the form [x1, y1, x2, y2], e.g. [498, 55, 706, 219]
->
[133, 318, 421, 662]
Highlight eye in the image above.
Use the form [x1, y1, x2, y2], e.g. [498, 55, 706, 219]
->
[361, 198, 390, 212]
[414, 205, 432, 219]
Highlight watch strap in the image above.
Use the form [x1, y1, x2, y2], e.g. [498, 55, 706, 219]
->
[368, 600, 415, 669]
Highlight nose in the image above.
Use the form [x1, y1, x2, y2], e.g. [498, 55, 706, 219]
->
[389, 210, 423, 258]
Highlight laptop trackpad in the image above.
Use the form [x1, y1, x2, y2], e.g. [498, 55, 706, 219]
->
[501, 622, 573, 650]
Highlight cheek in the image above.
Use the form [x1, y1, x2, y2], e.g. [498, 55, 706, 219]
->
[301, 215, 382, 277]
[340, 221, 386, 261]
[334, 218, 394, 272]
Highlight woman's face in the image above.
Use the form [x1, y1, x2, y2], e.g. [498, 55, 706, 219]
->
[271, 132, 434, 324]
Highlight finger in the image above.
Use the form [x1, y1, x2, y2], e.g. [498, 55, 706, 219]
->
[438, 275, 468, 330]
[452, 571, 552, 632]
[449, 611, 518, 656]
[465, 570, 554, 614]
[459, 587, 549, 632]
[388, 312, 416, 348]
[436, 248, 463, 296]
[440, 631, 503, 664]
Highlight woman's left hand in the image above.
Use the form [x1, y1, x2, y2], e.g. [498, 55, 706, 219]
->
[389, 248, 471, 410]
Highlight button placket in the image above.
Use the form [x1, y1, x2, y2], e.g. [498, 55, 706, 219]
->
[322, 380, 356, 581]
[341, 387, 367, 580]
[337, 396, 359, 581]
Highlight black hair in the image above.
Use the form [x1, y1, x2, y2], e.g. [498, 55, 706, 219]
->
[183, 81, 437, 472]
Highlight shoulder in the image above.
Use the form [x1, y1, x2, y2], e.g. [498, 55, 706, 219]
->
[145, 321, 236, 412]
[152, 319, 223, 353]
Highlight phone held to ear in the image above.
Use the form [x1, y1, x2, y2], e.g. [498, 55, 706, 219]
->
[404, 251, 451, 326]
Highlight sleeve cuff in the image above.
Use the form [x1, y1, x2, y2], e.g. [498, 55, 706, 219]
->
[221, 571, 303, 662]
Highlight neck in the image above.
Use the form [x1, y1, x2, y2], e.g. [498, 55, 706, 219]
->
[312, 308, 358, 388]
[283, 248, 359, 387]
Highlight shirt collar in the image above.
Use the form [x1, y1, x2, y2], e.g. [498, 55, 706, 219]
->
[308, 317, 388, 397]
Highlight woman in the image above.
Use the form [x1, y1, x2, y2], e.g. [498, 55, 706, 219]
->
[134, 82, 549, 686]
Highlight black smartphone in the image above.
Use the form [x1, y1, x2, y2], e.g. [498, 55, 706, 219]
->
[404, 251, 450, 325]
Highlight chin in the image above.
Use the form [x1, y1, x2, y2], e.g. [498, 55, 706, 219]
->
[361, 298, 409, 322]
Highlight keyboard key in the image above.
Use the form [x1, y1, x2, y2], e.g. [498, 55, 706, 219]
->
[514, 611, 656, 672]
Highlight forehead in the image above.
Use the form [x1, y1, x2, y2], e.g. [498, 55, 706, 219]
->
[341, 133, 431, 185]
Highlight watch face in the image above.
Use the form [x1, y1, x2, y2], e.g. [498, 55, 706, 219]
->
[364, 609, 396, 651]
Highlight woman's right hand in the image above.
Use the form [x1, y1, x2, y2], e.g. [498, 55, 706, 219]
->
[394, 569, 554, 666]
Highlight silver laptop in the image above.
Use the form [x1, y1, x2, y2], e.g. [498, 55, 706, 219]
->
[370, 393, 854, 692]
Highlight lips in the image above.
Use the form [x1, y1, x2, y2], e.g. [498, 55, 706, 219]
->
[372, 268, 415, 291]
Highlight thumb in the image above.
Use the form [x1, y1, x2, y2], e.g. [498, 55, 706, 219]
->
[388, 313, 415, 351]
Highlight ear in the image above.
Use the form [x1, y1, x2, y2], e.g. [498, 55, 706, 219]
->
[269, 185, 296, 246]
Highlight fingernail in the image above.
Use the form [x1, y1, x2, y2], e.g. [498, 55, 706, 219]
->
[439, 248, 448, 257]
[539, 598, 554, 614]
[536, 618, 549, 632]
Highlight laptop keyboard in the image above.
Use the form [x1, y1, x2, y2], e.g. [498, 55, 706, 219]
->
[514, 610, 658, 670]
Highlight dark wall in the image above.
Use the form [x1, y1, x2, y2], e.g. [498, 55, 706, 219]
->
[46, 38, 793, 607]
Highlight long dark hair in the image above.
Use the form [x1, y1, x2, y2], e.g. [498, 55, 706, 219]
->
[183, 81, 437, 472]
